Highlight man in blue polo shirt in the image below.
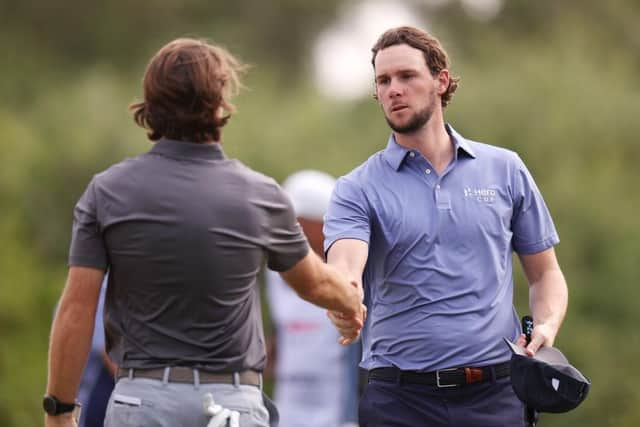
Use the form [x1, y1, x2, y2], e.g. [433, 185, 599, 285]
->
[324, 26, 569, 426]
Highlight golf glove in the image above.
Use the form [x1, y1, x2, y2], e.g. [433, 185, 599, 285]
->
[203, 392, 240, 427]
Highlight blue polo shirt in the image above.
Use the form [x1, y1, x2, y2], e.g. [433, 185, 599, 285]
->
[324, 125, 559, 372]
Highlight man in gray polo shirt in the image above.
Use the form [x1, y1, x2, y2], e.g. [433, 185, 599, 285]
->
[324, 27, 569, 426]
[44, 38, 364, 427]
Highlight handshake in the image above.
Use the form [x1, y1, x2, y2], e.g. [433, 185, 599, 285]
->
[327, 304, 367, 345]
[327, 279, 367, 346]
[203, 393, 240, 427]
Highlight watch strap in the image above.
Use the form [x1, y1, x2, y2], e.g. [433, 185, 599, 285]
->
[55, 401, 77, 414]
[43, 395, 77, 415]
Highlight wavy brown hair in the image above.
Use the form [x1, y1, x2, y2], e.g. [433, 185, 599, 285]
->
[130, 38, 248, 143]
[371, 26, 460, 108]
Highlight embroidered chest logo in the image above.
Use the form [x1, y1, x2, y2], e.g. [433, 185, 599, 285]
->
[464, 187, 496, 203]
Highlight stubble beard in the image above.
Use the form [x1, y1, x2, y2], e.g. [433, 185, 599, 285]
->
[385, 103, 434, 134]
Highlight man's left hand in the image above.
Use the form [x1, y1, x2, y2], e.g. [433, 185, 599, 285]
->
[515, 323, 555, 356]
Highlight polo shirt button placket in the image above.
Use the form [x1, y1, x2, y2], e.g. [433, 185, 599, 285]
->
[435, 183, 445, 208]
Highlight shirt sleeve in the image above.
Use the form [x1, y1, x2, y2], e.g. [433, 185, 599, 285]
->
[263, 181, 310, 272]
[68, 177, 109, 269]
[323, 175, 371, 254]
[510, 154, 560, 254]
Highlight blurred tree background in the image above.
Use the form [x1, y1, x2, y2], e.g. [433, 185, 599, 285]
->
[0, 0, 638, 425]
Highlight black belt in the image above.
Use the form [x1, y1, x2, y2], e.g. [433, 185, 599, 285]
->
[369, 362, 510, 388]
[117, 367, 261, 386]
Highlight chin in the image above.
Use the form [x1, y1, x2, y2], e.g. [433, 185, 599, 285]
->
[385, 117, 409, 132]
[386, 115, 408, 129]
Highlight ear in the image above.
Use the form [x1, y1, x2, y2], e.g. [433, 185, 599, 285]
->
[435, 69, 450, 96]
[372, 81, 380, 102]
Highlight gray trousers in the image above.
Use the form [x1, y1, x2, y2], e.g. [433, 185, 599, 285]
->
[104, 372, 277, 427]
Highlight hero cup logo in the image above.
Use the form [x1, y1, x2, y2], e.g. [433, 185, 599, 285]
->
[464, 187, 496, 203]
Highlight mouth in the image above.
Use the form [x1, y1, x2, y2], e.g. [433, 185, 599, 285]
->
[390, 104, 409, 113]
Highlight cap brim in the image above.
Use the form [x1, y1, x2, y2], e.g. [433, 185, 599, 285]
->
[503, 337, 570, 365]
[503, 337, 589, 383]
[504, 337, 527, 356]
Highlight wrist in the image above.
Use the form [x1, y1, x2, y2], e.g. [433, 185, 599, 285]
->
[43, 394, 80, 417]
[45, 412, 74, 419]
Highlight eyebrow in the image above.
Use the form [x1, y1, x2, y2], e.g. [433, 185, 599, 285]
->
[375, 68, 419, 80]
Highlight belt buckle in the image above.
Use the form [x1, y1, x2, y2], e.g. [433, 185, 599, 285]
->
[436, 368, 459, 388]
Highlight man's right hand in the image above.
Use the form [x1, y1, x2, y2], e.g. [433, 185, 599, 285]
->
[327, 303, 367, 345]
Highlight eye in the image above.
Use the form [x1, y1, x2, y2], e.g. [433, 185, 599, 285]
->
[376, 76, 390, 85]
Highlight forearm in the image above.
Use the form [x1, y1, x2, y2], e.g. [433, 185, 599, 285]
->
[326, 239, 368, 289]
[47, 301, 97, 402]
[281, 251, 361, 316]
[322, 239, 369, 344]
[529, 268, 568, 345]
[46, 267, 104, 403]
[327, 257, 363, 293]
[298, 260, 361, 315]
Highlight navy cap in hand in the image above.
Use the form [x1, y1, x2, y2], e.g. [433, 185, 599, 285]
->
[504, 338, 590, 413]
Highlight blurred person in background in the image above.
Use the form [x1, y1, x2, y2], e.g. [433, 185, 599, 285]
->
[266, 170, 360, 427]
[44, 37, 364, 427]
[324, 26, 568, 427]
[76, 276, 116, 427]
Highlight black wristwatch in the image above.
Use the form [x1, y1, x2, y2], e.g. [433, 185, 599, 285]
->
[42, 394, 77, 415]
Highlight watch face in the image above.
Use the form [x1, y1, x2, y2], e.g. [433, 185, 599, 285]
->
[43, 396, 57, 414]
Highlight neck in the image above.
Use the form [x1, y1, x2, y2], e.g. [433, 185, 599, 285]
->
[393, 112, 453, 175]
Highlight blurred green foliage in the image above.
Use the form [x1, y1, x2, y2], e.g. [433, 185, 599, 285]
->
[0, 0, 638, 425]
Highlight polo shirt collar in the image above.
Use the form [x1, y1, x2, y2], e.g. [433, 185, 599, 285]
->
[383, 123, 476, 170]
[446, 124, 476, 159]
[150, 138, 227, 161]
[382, 134, 409, 171]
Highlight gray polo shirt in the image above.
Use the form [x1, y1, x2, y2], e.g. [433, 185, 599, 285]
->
[69, 138, 309, 372]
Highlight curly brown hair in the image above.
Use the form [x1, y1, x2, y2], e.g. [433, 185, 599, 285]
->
[371, 26, 460, 108]
[130, 38, 248, 143]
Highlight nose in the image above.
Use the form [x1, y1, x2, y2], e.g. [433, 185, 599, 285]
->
[388, 79, 402, 98]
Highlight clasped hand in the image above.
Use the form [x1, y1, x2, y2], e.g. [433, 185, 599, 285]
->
[327, 302, 367, 345]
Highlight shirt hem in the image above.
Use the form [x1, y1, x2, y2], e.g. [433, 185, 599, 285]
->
[68, 257, 108, 270]
[267, 245, 310, 272]
[513, 234, 560, 255]
[323, 234, 370, 256]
